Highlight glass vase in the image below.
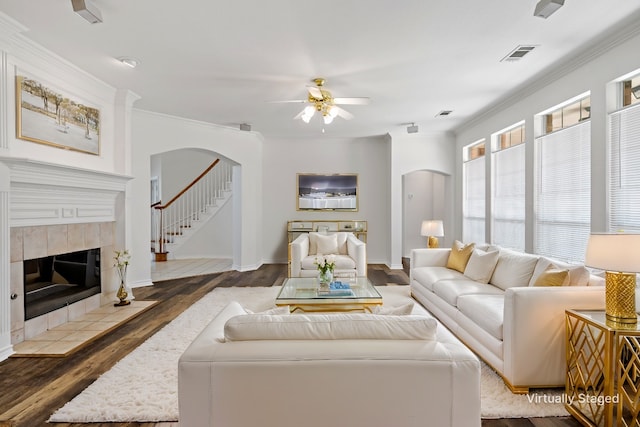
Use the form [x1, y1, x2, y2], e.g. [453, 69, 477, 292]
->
[317, 269, 334, 289]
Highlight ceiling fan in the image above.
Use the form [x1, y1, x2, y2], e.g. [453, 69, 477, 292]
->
[272, 78, 370, 124]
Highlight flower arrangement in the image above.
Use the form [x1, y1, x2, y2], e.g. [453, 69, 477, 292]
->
[113, 249, 130, 284]
[314, 254, 336, 275]
[113, 249, 131, 306]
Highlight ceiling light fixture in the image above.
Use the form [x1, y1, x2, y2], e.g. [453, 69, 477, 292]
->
[117, 57, 139, 68]
[407, 123, 419, 134]
[533, 0, 564, 19]
[71, 0, 103, 24]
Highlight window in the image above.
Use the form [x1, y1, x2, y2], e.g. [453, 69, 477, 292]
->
[463, 140, 486, 243]
[534, 96, 591, 262]
[491, 124, 525, 251]
[542, 97, 591, 135]
[622, 76, 640, 108]
[609, 81, 640, 232]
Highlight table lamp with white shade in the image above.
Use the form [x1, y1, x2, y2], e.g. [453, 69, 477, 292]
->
[421, 220, 444, 248]
[585, 233, 640, 325]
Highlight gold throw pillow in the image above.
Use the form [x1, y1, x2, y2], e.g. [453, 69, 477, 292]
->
[446, 240, 475, 273]
[533, 266, 569, 287]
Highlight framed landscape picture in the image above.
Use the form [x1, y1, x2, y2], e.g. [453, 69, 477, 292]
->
[296, 173, 358, 211]
[15, 75, 100, 155]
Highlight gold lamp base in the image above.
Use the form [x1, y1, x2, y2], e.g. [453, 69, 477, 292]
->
[427, 236, 439, 248]
[605, 271, 637, 324]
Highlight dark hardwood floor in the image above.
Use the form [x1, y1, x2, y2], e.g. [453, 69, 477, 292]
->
[0, 264, 580, 427]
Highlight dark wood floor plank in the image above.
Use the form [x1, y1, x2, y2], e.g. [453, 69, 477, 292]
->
[0, 263, 578, 427]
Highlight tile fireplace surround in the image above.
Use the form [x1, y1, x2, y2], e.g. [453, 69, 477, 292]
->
[10, 222, 116, 343]
[0, 157, 132, 358]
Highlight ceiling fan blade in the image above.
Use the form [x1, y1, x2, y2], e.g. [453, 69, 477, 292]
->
[307, 86, 323, 100]
[333, 106, 354, 120]
[333, 97, 370, 105]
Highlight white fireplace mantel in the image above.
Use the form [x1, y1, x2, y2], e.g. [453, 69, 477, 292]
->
[0, 157, 132, 227]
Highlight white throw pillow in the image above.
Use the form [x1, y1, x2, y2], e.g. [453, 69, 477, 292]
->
[315, 233, 339, 255]
[224, 313, 437, 341]
[371, 302, 415, 315]
[464, 248, 500, 284]
[489, 249, 539, 290]
[244, 305, 291, 315]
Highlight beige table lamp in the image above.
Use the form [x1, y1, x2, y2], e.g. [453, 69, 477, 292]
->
[421, 220, 444, 248]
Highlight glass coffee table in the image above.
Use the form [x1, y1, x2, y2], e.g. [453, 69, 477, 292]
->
[275, 277, 382, 313]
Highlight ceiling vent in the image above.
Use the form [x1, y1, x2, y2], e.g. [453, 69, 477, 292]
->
[435, 110, 453, 117]
[501, 45, 537, 62]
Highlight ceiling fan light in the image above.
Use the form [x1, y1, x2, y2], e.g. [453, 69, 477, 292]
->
[323, 115, 334, 124]
[304, 105, 315, 115]
[328, 106, 339, 118]
[301, 114, 312, 124]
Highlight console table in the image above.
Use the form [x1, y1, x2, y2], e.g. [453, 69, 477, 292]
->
[565, 309, 640, 427]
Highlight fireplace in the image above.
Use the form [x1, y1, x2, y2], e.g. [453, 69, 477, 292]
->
[23, 248, 102, 320]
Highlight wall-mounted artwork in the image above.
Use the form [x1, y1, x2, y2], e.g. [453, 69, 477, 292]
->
[297, 173, 358, 211]
[16, 75, 100, 155]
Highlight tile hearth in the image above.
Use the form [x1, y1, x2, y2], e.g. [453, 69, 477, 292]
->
[11, 300, 158, 357]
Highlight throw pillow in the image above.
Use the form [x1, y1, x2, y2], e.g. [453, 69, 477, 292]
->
[464, 248, 500, 284]
[224, 313, 438, 341]
[244, 305, 291, 315]
[315, 233, 339, 255]
[446, 240, 475, 273]
[372, 302, 415, 315]
[490, 249, 539, 290]
[533, 265, 569, 287]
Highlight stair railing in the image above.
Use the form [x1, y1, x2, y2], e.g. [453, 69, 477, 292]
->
[151, 158, 233, 260]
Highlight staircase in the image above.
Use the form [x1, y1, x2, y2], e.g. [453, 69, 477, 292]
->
[151, 158, 233, 260]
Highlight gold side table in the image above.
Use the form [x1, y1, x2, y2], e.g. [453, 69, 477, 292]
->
[565, 309, 640, 427]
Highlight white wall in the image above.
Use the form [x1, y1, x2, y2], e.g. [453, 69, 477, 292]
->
[130, 110, 264, 287]
[389, 132, 456, 268]
[261, 136, 390, 264]
[403, 171, 446, 255]
[156, 148, 218, 201]
[454, 27, 640, 250]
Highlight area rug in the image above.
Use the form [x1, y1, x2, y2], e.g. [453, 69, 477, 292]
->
[49, 285, 569, 423]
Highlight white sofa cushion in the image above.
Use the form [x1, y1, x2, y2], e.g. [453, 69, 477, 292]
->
[224, 313, 438, 341]
[490, 249, 539, 290]
[301, 254, 356, 270]
[411, 266, 466, 291]
[464, 249, 500, 284]
[528, 257, 591, 287]
[432, 279, 505, 307]
[457, 294, 504, 340]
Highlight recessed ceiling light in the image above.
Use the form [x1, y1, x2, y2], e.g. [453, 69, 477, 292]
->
[117, 57, 139, 68]
[435, 110, 453, 117]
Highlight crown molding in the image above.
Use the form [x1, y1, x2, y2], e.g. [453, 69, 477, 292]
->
[454, 13, 640, 136]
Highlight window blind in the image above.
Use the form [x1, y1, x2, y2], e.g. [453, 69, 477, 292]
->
[492, 143, 525, 251]
[534, 122, 591, 262]
[463, 156, 485, 243]
[609, 103, 640, 233]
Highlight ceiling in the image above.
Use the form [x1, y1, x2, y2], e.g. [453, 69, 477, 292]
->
[1, 0, 640, 139]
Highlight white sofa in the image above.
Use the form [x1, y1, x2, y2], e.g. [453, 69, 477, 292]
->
[410, 243, 606, 393]
[289, 231, 367, 277]
[178, 300, 481, 427]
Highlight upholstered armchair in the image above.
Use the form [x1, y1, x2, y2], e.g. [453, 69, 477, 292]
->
[289, 232, 367, 278]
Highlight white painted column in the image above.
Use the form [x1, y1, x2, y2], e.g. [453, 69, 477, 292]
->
[0, 165, 13, 360]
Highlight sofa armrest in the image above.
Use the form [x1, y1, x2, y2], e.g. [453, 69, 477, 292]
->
[410, 248, 450, 269]
[290, 234, 310, 277]
[503, 286, 605, 387]
[346, 234, 367, 277]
